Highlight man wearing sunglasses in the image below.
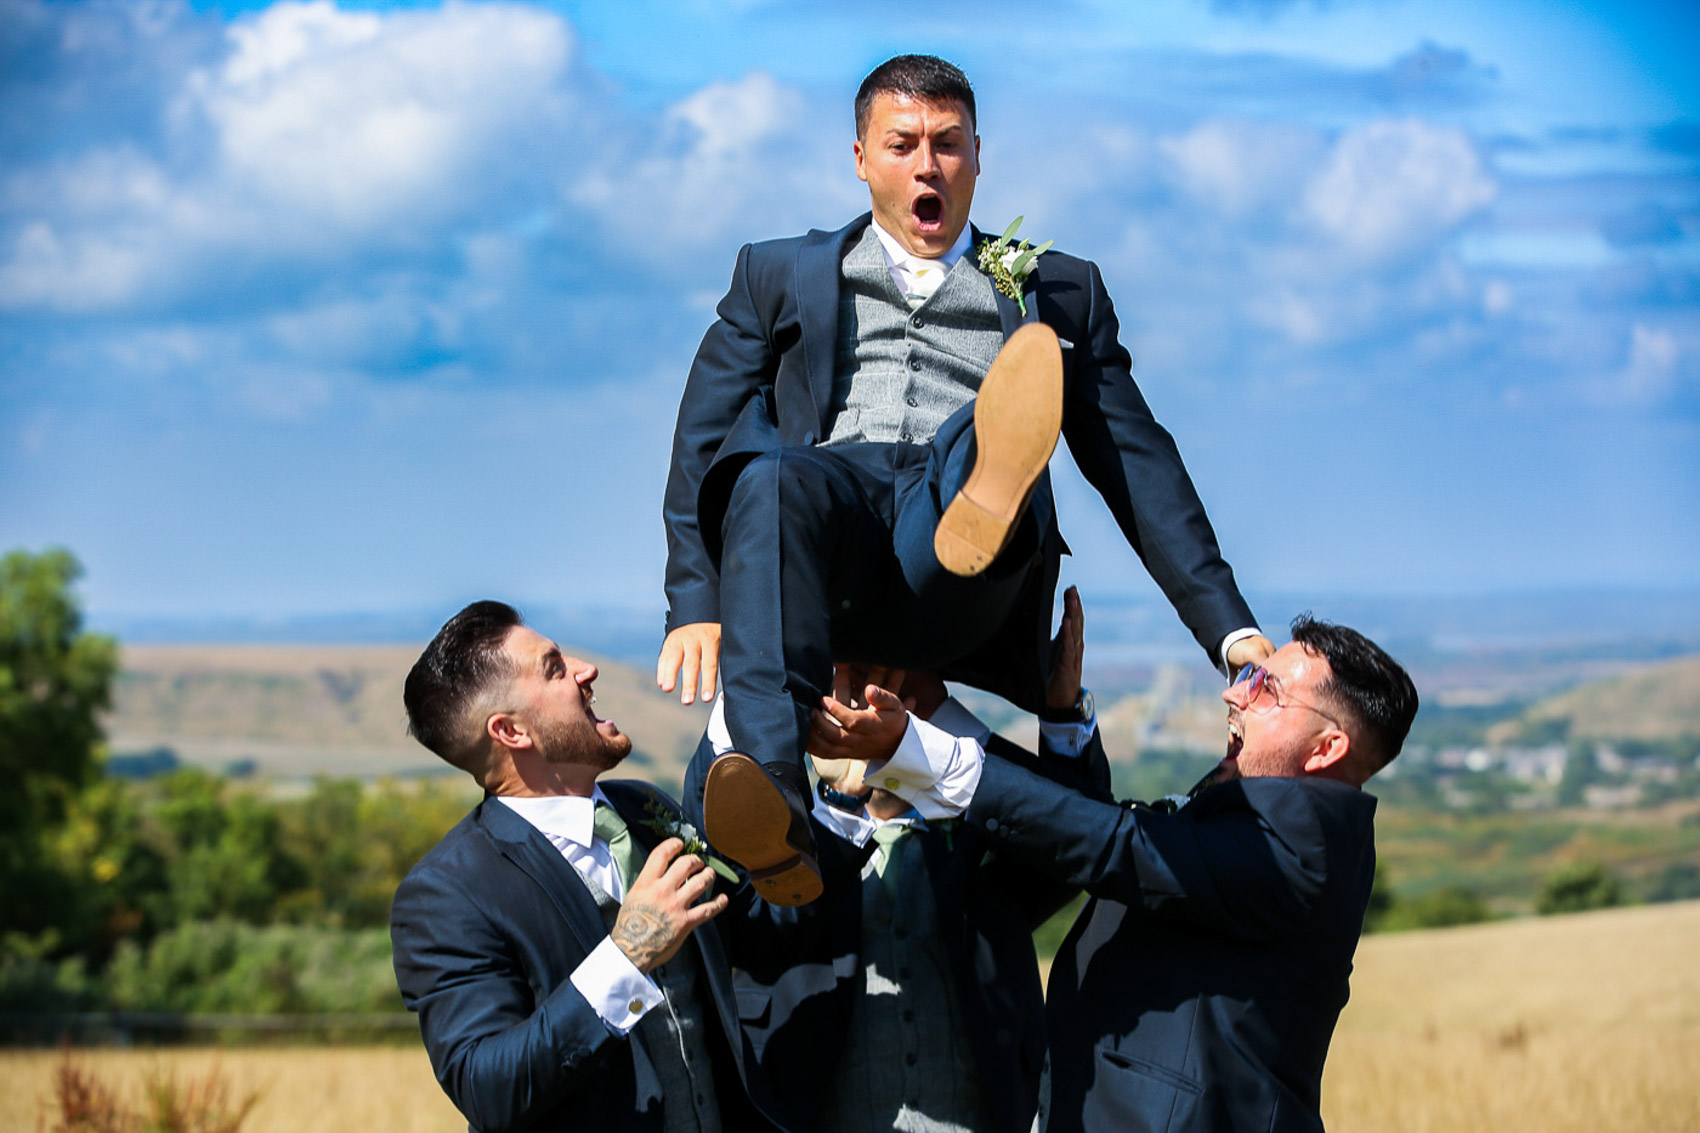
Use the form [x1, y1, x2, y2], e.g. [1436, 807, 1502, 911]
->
[861, 614, 1418, 1133]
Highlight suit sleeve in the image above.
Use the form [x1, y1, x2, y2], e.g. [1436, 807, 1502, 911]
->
[1057, 260, 1256, 660]
[390, 867, 621, 1133]
[966, 751, 1327, 941]
[976, 732, 1110, 929]
[663, 243, 779, 630]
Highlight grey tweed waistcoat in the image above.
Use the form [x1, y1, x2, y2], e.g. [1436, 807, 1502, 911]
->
[813, 825, 994, 1133]
[821, 225, 1005, 448]
[587, 879, 722, 1133]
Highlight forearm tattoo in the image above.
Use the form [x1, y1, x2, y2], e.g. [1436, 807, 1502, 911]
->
[612, 902, 673, 970]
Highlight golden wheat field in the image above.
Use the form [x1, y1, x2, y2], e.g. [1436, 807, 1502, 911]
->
[4, 901, 1697, 1132]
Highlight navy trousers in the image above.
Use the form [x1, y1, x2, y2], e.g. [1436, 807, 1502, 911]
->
[717, 403, 1043, 770]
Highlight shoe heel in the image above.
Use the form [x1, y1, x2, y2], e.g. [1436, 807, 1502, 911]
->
[747, 853, 824, 907]
[934, 495, 1008, 576]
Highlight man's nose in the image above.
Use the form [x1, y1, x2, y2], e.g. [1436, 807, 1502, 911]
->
[914, 142, 942, 177]
[571, 658, 599, 684]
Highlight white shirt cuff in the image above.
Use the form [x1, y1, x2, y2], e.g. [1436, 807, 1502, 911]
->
[571, 935, 662, 1036]
[811, 791, 876, 847]
[1037, 709, 1097, 758]
[865, 716, 985, 820]
[1218, 626, 1263, 676]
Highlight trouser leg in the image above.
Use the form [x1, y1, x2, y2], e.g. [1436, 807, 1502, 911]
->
[718, 446, 891, 769]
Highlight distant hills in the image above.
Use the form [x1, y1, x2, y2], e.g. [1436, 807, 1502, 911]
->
[108, 643, 716, 791]
[1488, 653, 1700, 745]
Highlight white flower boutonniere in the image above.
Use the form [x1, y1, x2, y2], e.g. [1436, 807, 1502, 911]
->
[639, 799, 741, 883]
[976, 216, 1053, 316]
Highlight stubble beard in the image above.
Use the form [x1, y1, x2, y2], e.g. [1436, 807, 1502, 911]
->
[538, 717, 632, 773]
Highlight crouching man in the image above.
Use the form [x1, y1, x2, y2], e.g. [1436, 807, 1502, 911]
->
[391, 601, 788, 1133]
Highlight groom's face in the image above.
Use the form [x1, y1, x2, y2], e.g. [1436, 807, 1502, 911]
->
[854, 92, 980, 259]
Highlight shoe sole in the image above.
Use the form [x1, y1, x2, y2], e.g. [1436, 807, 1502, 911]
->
[703, 754, 823, 907]
[934, 323, 1063, 577]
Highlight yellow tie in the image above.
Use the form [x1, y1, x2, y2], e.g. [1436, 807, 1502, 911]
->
[903, 258, 947, 307]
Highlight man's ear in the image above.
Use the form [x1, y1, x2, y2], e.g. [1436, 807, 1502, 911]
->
[974, 133, 982, 175]
[488, 712, 532, 752]
[854, 138, 869, 183]
[1303, 730, 1352, 776]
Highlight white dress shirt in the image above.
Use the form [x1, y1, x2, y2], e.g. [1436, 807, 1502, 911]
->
[497, 790, 664, 1035]
[868, 218, 973, 301]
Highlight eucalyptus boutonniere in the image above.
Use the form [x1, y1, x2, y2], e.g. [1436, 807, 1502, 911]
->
[639, 800, 741, 882]
[976, 216, 1053, 316]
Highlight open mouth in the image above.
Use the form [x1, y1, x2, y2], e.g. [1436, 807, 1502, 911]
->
[912, 193, 943, 230]
[1225, 714, 1244, 762]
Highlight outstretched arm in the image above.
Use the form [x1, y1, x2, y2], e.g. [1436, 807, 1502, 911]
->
[1056, 260, 1259, 667]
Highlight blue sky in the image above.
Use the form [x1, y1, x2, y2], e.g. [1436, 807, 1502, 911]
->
[1, 0, 1696, 637]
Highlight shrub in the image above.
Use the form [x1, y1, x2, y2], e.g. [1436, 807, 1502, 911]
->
[1378, 886, 1495, 931]
[1537, 861, 1623, 915]
[106, 921, 402, 1014]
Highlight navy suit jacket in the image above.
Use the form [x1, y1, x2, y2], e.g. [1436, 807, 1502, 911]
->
[663, 213, 1254, 708]
[965, 754, 1378, 1133]
[390, 781, 786, 1133]
[683, 727, 1115, 1133]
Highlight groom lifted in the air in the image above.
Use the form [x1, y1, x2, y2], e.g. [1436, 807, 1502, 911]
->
[659, 54, 1270, 904]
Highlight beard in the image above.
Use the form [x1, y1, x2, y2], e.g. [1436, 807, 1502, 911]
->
[536, 715, 633, 773]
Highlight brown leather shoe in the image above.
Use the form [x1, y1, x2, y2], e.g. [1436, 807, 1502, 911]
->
[702, 755, 822, 907]
[934, 323, 1064, 576]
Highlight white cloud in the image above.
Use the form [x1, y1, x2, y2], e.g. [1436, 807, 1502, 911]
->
[192, 0, 574, 230]
[1159, 119, 1322, 219]
[1303, 119, 1496, 260]
[570, 71, 858, 261]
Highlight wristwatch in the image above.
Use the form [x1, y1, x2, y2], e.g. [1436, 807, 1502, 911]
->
[1038, 688, 1094, 724]
[817, 777, 868, 816]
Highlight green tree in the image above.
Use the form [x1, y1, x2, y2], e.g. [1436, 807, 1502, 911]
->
[1537, 860, 1623, 915]
[0, 548, 118, 939]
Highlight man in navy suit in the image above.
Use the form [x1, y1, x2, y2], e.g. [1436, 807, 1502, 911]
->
[390, 601, 790, 1133]
[687, 587, 1109, 1133]
[863, 614, 1418, 1132]
[656, 54, 1269, 903]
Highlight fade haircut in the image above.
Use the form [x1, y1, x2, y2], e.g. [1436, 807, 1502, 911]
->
[855, 54, 977, 138]
[1289, 613, 1419, 771]
[404, 601, 524, 771]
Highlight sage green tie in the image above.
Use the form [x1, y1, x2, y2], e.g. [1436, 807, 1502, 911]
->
[871, 822, 911, 899]
[592, 801, 643, 893]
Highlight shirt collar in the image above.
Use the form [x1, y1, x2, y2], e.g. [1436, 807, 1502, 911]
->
[869, 217, 973, 270]
[497, 785, 611, 850]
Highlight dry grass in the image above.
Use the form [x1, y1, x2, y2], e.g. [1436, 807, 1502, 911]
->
[1322, 900, 1700, 1131]
[5, 903, 1696, 1131]
[0, 1048, 464, 1133]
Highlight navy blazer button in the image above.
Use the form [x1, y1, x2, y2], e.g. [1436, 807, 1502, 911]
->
[985, 817, 1000, 832]
[803, 432, 815, 445]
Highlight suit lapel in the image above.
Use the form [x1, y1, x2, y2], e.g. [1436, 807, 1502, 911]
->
[478, 798, 607, 957]
[799, 214, 870, 434]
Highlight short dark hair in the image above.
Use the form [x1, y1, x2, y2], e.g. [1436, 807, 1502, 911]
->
[1289, 613, 1419, 771]
[404, 600, 524, 769]
[855, 54, 976, 138]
